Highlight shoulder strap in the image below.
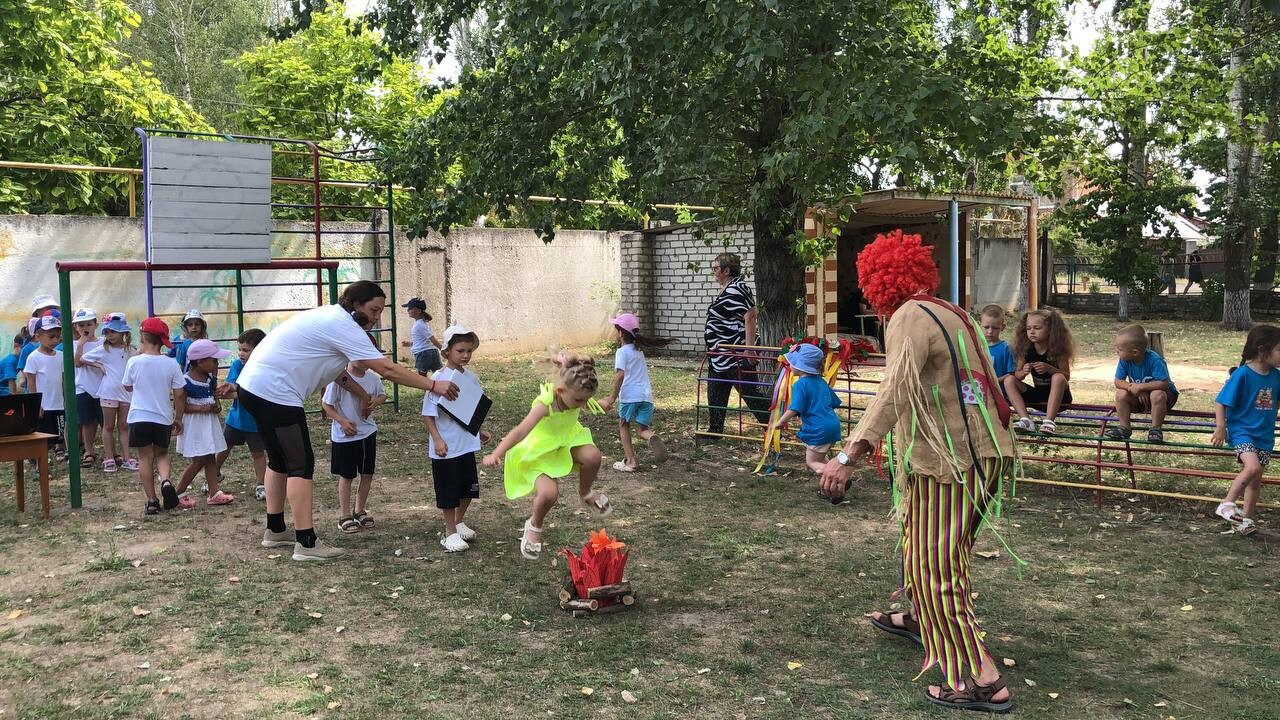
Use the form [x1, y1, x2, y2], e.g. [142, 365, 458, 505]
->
[910, 295, 1012, 425]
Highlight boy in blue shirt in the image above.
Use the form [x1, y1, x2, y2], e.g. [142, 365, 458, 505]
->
[214, 329, 269, 501]
[1105, 325, 1177, 443]
[979, 305, 1015, 383]
[0, 335, 20, 395]
[770, 343, 842, 474]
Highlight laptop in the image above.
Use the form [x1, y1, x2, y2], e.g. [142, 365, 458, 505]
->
[0, 394, 41, 437]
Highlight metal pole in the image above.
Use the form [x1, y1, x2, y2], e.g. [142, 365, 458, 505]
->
[949, 198, 960, 305]
[385, 180, 400, 411]
[59, 270, 82, 509]
[328, 267, 339, 304]
[234, 269, 246, 336]
[135, 128, 156, 316]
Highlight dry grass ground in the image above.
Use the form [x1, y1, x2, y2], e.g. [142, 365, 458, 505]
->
[1, 325, 1277, 719]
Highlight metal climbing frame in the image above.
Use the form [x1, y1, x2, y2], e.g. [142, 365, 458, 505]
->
[135, 128, 402, 410]
[55, 259, 341, 509]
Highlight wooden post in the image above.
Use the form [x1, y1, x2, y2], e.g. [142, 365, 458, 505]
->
[1027, 198, 1040, 309]
[127, 173, 137, 218]
[1147, 331, 1164, 358]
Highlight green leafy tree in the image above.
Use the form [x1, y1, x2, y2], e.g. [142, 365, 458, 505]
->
[365, 0, 1066, 343]
[0, 0, 210, 214]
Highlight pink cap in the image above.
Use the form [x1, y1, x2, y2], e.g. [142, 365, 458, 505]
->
[187, 339, 230, 362]
[611, 313, 640, 334]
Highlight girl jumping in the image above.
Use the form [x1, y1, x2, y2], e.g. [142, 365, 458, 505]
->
[1213, 324, 1280, 536]
[1004, 308, 1075, 434]
[599, 313, 670, 472]
[483, 353, 611, 560]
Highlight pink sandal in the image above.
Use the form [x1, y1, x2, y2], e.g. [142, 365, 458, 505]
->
[207, 491, 235, 506]
[177, 494, 196, 510]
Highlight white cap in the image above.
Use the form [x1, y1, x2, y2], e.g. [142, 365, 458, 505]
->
[442, 324, 479, 349]
[183, 309, 205, 323]
[72, 308, 97, 323]
[37, 315, 61, 331]
[32, 294, 56, 312]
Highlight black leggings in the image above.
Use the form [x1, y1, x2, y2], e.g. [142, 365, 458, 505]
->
[238, 389, 315, 479]
[706, 363, 772, 433]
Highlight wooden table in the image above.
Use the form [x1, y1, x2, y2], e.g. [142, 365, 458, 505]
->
[0, 432, 56, 519]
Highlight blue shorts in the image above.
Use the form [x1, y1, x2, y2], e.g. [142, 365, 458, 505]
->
[618, 401, 655, 427]
[414, 349, 442, 373]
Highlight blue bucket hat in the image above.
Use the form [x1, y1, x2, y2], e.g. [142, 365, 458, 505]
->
[785, 343, 825, 375]
[100, 313, 131, 334]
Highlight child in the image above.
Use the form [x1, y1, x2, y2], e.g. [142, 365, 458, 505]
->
[215, 329, 268, 501]
[169, 309, 207, 371]
[122, 317, 187, 515]
[71, 308, 104, 467]
[599, 313, 671, 472]
[980, 305, 1016, 384]
[173, 339, 234, 507]
[483, 352, 609, 560]
[83, 313, 137, 472]
[1106, 324, 1178, 443]
[1004, 308, 1075, 434]
[22, 315, 67, 461]
[422, 325, 490, 552]
[401, 297, 443, 375]
[17, 295, 59, 389]
[1212, 324, 1280, 536]
[768, 343, 843, 474]
[322, 349, 387, 533]
[0, 335, 20, 396]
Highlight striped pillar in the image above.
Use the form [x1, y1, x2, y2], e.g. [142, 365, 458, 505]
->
[803, 210, 840, 343]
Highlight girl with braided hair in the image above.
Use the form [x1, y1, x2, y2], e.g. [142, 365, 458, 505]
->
[484, 352, 611, 560]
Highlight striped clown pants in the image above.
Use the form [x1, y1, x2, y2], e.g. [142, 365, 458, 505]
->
[901, 456, 1012, 690]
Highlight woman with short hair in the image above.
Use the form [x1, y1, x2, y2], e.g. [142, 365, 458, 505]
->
[702, 253, 771, 438]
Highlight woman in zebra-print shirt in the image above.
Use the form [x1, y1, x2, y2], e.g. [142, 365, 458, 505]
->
[702, 253, 771, 437]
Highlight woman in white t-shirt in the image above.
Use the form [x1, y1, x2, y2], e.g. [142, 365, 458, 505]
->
[236, 281, 459, 562]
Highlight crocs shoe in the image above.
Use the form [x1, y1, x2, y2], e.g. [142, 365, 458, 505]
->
[611, 460, 637, 473]
[455, 522, 477, 542]
[177, 494, 196, 510]
[207, 490, 235, 506]
[440, 533, 470, 552]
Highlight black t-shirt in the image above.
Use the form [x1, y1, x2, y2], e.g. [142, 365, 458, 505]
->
[1025, 346, 1057, 388]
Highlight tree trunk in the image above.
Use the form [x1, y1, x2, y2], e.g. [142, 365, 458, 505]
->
[1117, 285, 1131, 322]
[751, 188, 806, 348]
[1222, 0, 1256, 330]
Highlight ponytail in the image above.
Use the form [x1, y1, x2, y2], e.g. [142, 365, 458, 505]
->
[618, 327, 675, 352]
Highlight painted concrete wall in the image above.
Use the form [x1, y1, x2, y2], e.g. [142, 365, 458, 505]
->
[970, 235, 1023, 312]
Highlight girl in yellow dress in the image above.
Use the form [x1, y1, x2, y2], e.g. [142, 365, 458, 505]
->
[483, 353, 611, 559]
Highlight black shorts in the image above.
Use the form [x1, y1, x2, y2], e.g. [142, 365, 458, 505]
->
[129, 421, 172, 449]
[37, 410, 65, 444]
[224, 424, 265, 453]
[331, 432, 377, 479]
[414, 349, 443, 372]
[431, 452, 480, 509]
[238, 389, 314, 479]
[1018, 382, 1073, 407]
[76, 393, 104, 427]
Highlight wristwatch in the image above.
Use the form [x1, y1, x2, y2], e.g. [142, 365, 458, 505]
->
[836, 451, 852, 466]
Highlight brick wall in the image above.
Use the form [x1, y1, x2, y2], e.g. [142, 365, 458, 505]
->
[619, 223, 756, 354]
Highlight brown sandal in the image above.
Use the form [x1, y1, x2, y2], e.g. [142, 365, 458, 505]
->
[868, 611, 923, 646]
[925, 677, 1013, 714]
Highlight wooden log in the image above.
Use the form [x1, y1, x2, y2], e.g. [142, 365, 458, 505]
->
[586, 581, 633, 600]
[593, 603, 628, 615]
[561, 598, 600, 612]
[571, 610, 588, 618]
[621, 594, 636, 606]
[558, 588, 574, 603]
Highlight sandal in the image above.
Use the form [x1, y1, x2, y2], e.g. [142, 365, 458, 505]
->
[1147, 428, 1165, 444]
[160, 481, 180, 510]
[354, 510, 374, 528]
[611, 460, 637, 473]
[207, 491, 235, 506]
[868, 611, 923, 646]
[924, 677, 1013, 714]
[145, 499, 160, 516]
[1038, 420, 1057, 435]
[177, 494, 196, 510]
[102, 457, 117, 473]
[337, 516, 362, 534]
[520, 518, 543, 560]
[1102, 426, 1131, 440]
[81, 453, 97, 468]
[1236, 517, 1258, 536]
[581, 492, 614, 518]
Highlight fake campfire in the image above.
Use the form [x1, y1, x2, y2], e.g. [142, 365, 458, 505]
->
[559, 529, 636, 617]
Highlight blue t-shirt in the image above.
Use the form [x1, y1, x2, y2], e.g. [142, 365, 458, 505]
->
[1115, 350, 1178, 397]
[988, 340, 1015, 378]
[168, 336, 194, 370]
[0, 353, 18, 395]
[1216, 365, 1280, 451]
[788, 374, 843, 446]
[223, 358, 257, 433]
[16, 341, 37, 372]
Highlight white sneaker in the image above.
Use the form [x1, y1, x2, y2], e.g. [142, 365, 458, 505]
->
[1216, 501, 1242, 523]
[455, 522, 477, 541]
[1013, 417, 1036, 432]
[254, 484, 267, 501]
[292, 539, 346, 561]
[262, 528, 293, 548]
[440, 533, 470, 552]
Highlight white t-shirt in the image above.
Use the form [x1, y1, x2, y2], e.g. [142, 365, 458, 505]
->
[237, 304, 386, 407]
[421, 366, 483, 459]
[614, 343, 653, 403]
[122, 353, 185, 425]
[410, 318, 435, 354]
[322, 370, 384, 443]
[75, 338, 104, 396]
[83, 343, 135, 403]
[23, 349, 64, 411]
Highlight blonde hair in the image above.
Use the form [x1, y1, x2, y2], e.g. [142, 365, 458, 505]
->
[1117, 324, 1148, 351]
[552, 352, 599, 394]
[980, 304, 1006, 322]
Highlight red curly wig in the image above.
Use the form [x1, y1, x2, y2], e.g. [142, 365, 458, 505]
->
[855, 229, 940, 315]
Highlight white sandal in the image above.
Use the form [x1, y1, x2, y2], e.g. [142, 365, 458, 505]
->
[520, 518, 543, 560]
[582, 492, 614, 518]
[611, 460, 636, 473]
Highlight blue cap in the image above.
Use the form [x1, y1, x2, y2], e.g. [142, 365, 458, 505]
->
[100, 313, 131, 334]
[785, 343, 825, 375]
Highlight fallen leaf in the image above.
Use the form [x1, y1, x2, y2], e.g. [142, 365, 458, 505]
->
[1002, 658, 1016, 668]
[308, 612, 323, 619]
[267, 554, 282, 559]
[580, 687, 594, 696]
[1154, 701, 1168, 708]
[335, 626, 346, 634]
[621, 690, 637, 704]
[7, 609, 24, 620]
[1123, 698, 1136, 707]
[697, 668, 711, 675]
[786, 661, 803, 671]
[1095, 594, 1106, 600]
[323, 685, 333, 694]
[390, 592, 400, 599]
[630, 668, 640, 676]
[1180, 605, 1194, 612]
[306, 672, 319, 680]
[327, 701, 341, 710]
[501, 613, 513, 621]
[327, 587, 337, 594]
[975, 550, 1000, 559]
[113, 524, 127, 531]
[228, 576, 240, 583]
[412, 662, 421, 668]
[132, 606, 151, 617]
[1049, 693, 1059, 699]
[137, 661, 150, 669]
[1024, 678, 1037, 687]
[131, 559, 144, 568]
[394, 549, 403, 557]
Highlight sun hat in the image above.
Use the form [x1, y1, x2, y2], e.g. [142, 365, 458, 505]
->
[139, 317, 173, 347]
[401, 297, 427, 311]
[182, 309, 205, 323]
[36, 315, 61, 332]
[72, 308, 97, 323]
[186, 339, 230, 362]
[785, 343, 825, 376]
[100, 313, 131, 334]
[611, 313, 640, 334]
[32, 294, 57, 313]
[442, 324, 479, 349]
